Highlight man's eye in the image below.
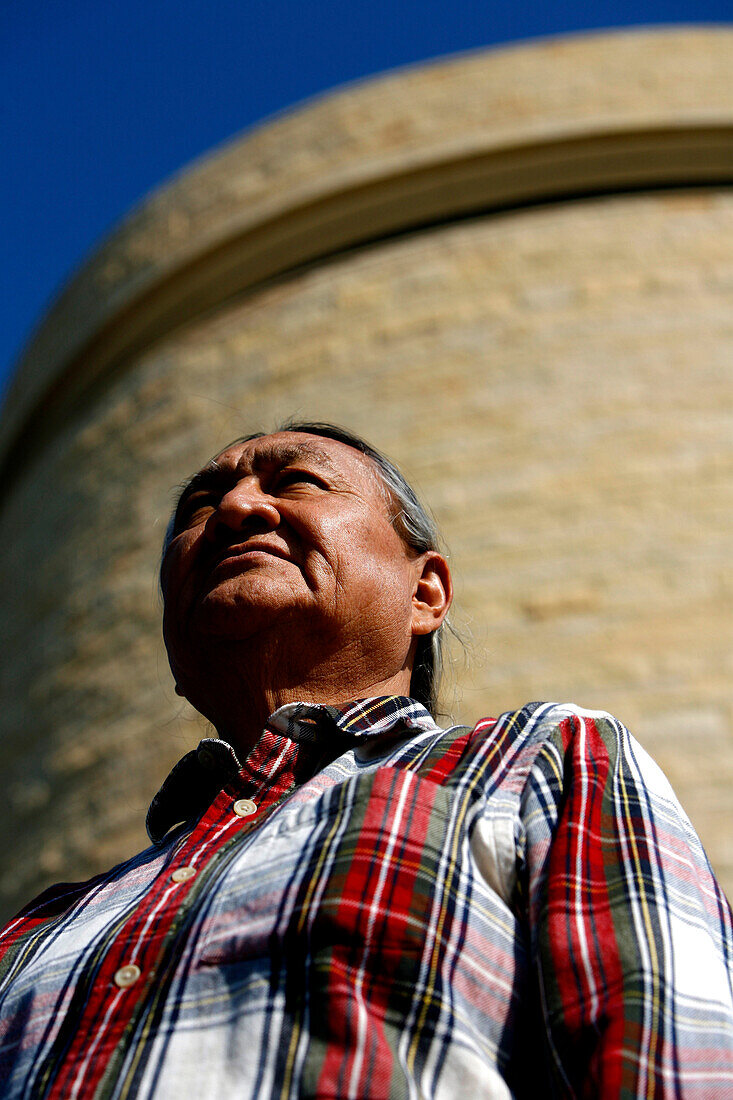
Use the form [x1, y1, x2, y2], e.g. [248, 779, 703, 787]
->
[176, 495, 217, 528]
[274, 470, 325, 491]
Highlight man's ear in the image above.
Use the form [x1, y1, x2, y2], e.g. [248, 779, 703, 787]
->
[411, 552, 453, 636]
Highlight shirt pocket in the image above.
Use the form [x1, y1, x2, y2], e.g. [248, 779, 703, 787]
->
[196, 767, 453, 985]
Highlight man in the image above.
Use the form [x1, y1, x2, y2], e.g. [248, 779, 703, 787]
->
[1, 421, 732, 1099]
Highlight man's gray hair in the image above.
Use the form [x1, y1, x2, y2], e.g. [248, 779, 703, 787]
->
[164, 420, 448, 715]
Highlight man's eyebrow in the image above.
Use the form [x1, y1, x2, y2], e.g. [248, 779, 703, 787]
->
[248, 441, 342, 475]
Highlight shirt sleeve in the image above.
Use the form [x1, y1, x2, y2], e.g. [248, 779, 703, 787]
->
[517, 705, 733, 1098]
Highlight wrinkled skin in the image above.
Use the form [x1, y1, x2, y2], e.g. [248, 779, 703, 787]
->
[161, 432, 452, 754]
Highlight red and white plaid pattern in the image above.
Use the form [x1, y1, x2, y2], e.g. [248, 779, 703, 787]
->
[0, 697, 731, 1098]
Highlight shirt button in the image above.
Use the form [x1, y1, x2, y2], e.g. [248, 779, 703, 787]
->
[114, 964, 141, 989]
[171, 865, 197, 883]
[197, 748, 215, 770]
[233, 798, 257, 818]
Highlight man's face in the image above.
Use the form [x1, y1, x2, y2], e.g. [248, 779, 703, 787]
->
[161, 432, 433, 695]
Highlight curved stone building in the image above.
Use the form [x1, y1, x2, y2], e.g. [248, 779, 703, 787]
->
[1, 27, 732, 919]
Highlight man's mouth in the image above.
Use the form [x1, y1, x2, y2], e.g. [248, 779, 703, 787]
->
[208, 541, 292, 572]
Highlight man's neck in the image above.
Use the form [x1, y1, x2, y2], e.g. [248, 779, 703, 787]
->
[183, 635, 416, 759]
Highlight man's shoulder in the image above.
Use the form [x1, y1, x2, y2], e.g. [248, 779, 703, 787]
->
[458, 700, 646, 794]
[466, 700, 687, 814]
[466, 699, 626, 747]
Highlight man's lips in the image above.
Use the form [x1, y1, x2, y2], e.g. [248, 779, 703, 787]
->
[207, 541, 294, 573]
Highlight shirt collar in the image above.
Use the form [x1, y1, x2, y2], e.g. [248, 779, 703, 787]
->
[146, 695, 437, 844]
[265, 695, 438, 740]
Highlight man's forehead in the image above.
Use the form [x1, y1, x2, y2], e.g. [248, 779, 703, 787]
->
[211, 432, 377, 481]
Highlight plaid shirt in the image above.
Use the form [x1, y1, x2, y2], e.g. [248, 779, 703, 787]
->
[1, 697, 732, 1099]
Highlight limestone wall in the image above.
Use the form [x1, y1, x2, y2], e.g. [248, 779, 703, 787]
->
[1, 28, 732, 918]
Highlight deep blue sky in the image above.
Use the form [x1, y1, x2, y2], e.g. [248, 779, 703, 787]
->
[2, 2, 732, 396]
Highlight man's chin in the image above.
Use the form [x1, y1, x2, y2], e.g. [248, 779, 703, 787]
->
[190, 586, 304, 640]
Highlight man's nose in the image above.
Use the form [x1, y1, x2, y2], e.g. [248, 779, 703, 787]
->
[203, 481, 280, 541]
